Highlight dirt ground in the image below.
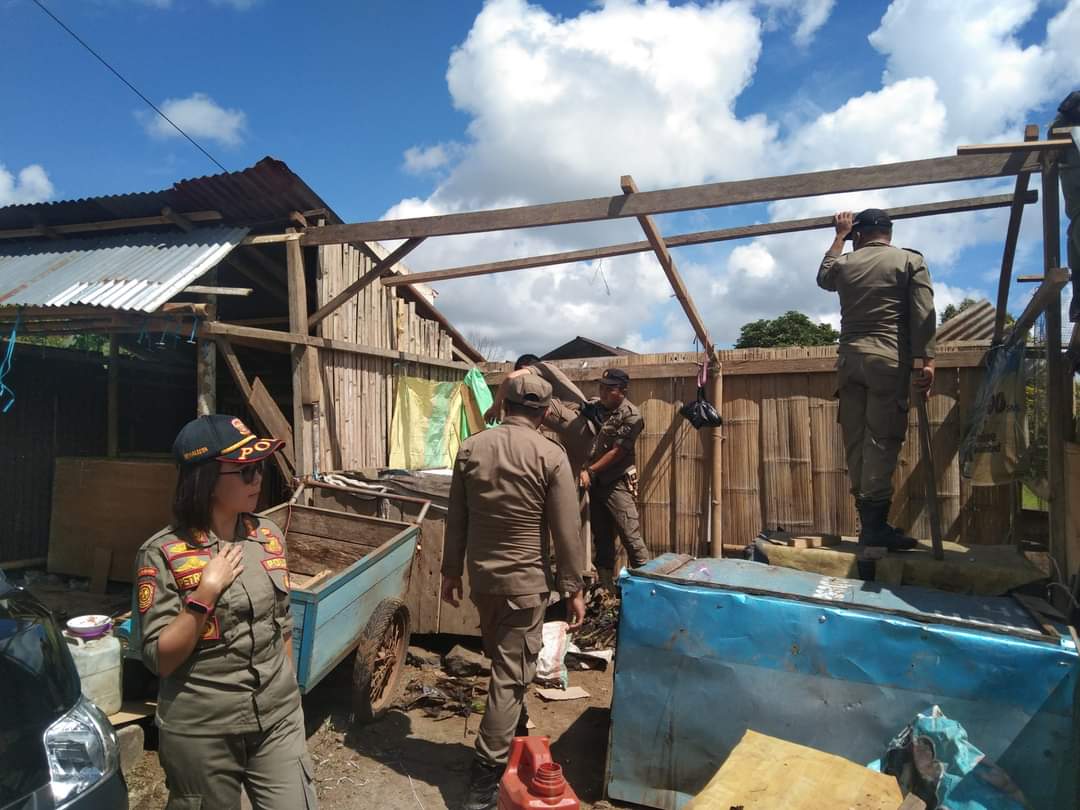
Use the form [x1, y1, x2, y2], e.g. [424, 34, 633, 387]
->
[126, 649, 625, 810]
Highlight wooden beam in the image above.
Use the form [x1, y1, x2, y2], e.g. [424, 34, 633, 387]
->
[1042, 154, 1071, 610]
[708, 362, 723, 557]
[241, 232, 303, 246]
[200, 320, 472, 372]
[1005, 267, 1069, 344]
[382, 192, 1035, 288]
[1017, 274, 1045, 283]
[286, 234, 314, 478]
[196, 337, 216, 416]
[308, 237, 424, 330]
[622, 174, 713, 354]
[288, 210, 309, 230]
[36, 223, 64, 240]
[993, 126, 1040, 345]
[304, 151, 1043, 244]
[0, 210, 222, 240]
[107, 334, 119, 457]
[957, 139, 1074, 155]
[181, 284, 253, 297]
[161, 207, 194, 232]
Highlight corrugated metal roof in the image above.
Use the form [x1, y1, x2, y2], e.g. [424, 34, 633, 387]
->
[937, 299, 995, 343]
[0, 226, 247, 312]
[0, 158, 335, 232]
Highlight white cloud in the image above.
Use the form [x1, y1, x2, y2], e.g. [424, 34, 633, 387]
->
[0, 163, 54, 206]
[757, 0, 836, 46]
[141, 92, 246, 147]
[381, 0, 1080, 356]
[403, 143, 463, 175]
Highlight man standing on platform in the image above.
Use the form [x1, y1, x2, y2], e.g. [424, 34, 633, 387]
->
[443, 374, 585, 810]
[817, 208, 937, 551]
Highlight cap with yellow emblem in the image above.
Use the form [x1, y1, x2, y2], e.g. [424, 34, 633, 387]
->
[172, 414, 285, 466]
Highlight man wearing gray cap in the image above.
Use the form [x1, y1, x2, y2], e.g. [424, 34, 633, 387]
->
[442, 373, 586, 810]
[818, 209, 937, 551]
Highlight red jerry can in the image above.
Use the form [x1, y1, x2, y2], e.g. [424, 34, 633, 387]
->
[498, 736, 580, 809]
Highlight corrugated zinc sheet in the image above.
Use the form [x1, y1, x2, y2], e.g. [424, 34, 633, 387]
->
[0, 226, 247, 311]
[938, 299, 995, 343]
[606, 555, 1078, 810]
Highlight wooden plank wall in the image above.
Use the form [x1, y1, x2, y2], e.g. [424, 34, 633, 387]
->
[315, 244, 461, 471]
[488, 345, 1011, 555]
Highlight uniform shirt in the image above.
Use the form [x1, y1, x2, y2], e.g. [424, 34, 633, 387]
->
[817, 242, 937, 364]
[588, 398, 644, 486]
[443, 415, 585, 596]
[134, 514, 299, 736]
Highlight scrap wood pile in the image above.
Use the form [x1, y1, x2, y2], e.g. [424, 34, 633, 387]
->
[402, 674, 487, 721]
[574, 589, 620, 651]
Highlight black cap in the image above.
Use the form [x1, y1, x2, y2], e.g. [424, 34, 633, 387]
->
[172, 414, 285, 466]
[599, 368, 630, 388]
[846, 208, 892, 241]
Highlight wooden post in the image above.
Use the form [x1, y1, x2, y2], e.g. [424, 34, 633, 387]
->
[708, 360, 724, 557]
[106, 333, 119, 456]
[1042, 153, 1071, 603]
[196, 337, 216, 416]
[992, 125, 1040, 345]
[286, 235, 314, 478]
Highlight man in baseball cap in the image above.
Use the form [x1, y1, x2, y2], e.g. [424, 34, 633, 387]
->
[818, 209, 936, 551]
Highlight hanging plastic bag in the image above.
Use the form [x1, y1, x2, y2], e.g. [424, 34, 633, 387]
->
[679, 361, 723, 430]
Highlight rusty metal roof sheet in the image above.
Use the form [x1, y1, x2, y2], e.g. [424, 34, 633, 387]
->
[0, 226, 247, 312]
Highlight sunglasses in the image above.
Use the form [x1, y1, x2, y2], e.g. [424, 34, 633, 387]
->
[219, 461, 265, 484]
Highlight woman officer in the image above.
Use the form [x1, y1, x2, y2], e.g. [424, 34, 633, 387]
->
[133, 414, 317, 809]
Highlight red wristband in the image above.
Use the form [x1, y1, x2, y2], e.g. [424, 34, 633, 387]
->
[184, 596, 214, 616]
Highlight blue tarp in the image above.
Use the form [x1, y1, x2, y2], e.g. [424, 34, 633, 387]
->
[606, 556, 1079, 810]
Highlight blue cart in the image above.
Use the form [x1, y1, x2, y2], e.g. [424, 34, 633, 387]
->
[261, 482, 429, 722]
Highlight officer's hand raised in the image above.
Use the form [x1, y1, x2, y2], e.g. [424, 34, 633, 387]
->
[834, 211, 854, 239]
[197, 543, 244, 603]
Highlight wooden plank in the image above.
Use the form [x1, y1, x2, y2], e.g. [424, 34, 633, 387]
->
[200, 320, 471, 372]
[993, 125, 1039, 345]
[48, 458, 176, 582]
[161, 206, 193, 232]
[90, 547, 112, 593]
[308, 237, 424, 329]
[621, 175, 714, 356]
[708, 364, 723, 556]
[287, 505, 405, 545]
[248, 377, 296, 471]
[304, 151, 1042, 243]
[0, 210, 222, 240]
[287, 234, 311, 478]
[807, 373, 856, 536]
[286, 532, 378, 576]
[106, 334, 119, 457]
[916, 394, 945, 560]
[294, 568, 333, 591]
[1005, 267, 1069, 344]
[181, 285, 253, 297]
[195, 336, 216, 416]
[241, 232, 303, 246]
[384, 192, 1034, 288]
[957, 138, 1074, 155]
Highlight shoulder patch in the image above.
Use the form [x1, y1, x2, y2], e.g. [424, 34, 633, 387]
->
[136, 566, 158, 579]
[262, 556, 288, 573]
[137, 581, 155, 613]
[200, 615, 221, 642]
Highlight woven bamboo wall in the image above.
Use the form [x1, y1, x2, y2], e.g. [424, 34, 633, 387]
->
[315, 244, 460, 470]
[487, 344, 1009, 556]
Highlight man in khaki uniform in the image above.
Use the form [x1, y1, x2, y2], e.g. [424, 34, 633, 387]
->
[1051, 91, 1080, 325]
[443, 374, 586, 810]
[817, 208, 936, 550]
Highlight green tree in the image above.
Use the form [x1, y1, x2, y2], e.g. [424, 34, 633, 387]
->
[735, 311, 839, 349]
[940, 298, 979, 324]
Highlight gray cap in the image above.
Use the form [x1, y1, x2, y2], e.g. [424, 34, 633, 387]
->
[505, 374, 552, 409]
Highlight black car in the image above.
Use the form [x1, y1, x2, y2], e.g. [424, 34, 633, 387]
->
[0, 573, 127, 810]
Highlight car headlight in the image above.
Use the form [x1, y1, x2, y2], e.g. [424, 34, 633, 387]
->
[43, 695, 119, 806]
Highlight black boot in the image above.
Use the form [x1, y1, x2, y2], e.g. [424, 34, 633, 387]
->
[462, 758, 502, 810]
[857, 499, 917, 551]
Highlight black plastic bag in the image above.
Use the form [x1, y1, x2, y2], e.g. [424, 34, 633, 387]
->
[679, 386, 723, 429]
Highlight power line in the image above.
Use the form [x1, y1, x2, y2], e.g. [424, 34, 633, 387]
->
[30, 0, 228, 173]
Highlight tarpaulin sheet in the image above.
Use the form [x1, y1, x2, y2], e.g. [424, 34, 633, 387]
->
[389, 377, 467, 470]
[606, 556, 1079, 810]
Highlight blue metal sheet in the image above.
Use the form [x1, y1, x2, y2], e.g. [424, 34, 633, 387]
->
[606, 556, 1079, 810]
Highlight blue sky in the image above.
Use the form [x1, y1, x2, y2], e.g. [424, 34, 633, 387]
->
[1, 0, 1076, 356]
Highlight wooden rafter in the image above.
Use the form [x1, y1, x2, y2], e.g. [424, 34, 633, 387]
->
[992, 125, 1040, 345]
[957, 139, 1074, 155]
[0, 210, 222, 240]
[302, 150, 1042, 244]
[621, 174, 714, 356]
[307, 237, 424, 330]
[382, 191, 1035, 288]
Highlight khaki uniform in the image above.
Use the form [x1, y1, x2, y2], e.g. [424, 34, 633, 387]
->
[134, 515, 317, 810]
[818, 242, 936, 502]
[443, 415, 584, 767]
[1054, 116, 1079, 320]
[587, 398, 649, 570]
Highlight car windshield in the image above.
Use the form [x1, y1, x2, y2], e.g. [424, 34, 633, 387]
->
[0, 586, 81, 805]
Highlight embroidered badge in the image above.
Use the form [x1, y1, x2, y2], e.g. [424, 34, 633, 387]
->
[137, 582, 155, 613]
[136, 566, 158, 579]
[170, 552, 210, 574]
[262, 529, 284, 556]
[163, 540, 190, 557]
[175, 571, 203, 591]
[200, 616, 221, 642]
[262, 556, 288, 573]
[231, 418, 253, 436]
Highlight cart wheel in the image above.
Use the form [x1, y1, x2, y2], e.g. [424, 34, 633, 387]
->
[352, 598, 411, 723]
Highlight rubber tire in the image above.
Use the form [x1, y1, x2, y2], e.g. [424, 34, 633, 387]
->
[352, 598, 411, 723]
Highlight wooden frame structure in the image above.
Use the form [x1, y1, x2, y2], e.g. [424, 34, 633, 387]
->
[299, 127, 1073, 575]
